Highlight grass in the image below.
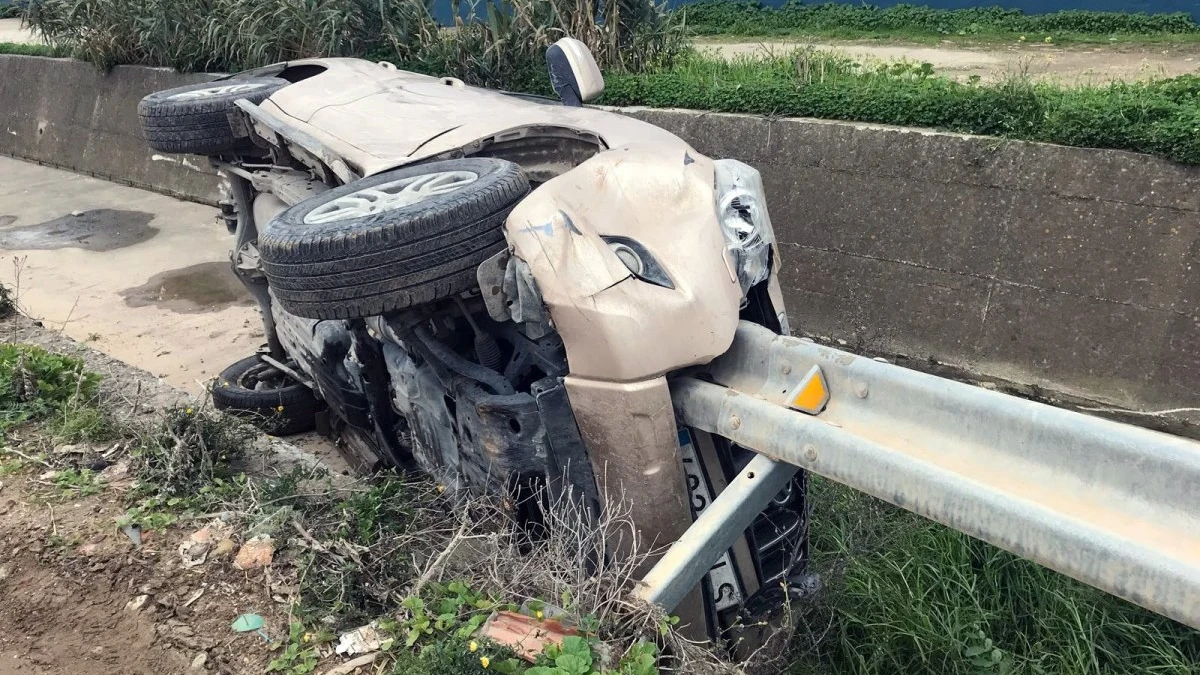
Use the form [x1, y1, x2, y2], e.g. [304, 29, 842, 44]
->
[1, 316, 1197, 674]
[0, 342, 105, 442]
[0, 334, 718, 674]
[677, 1, 1200, 45]
[791, 477, 1200, 675]
[0, 41, 56, 57]
[602, 49, 1200, 165]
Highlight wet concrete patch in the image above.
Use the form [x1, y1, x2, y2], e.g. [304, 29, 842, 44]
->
[121, 262, 254, 314]
[0, 209, 156, 251]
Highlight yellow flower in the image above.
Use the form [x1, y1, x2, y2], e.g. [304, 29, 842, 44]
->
[1044, 36, 1053, 43]
[480, 656, 490, 669]
[436, 484, 446, 493]
[185, 407, 194, 414]
[535, 610, 544, 620]
[275, 405, 284, 412]
[302, 632, 312, 643]
[1018, 35, 1026, 41]
[469, 641, 478, 653]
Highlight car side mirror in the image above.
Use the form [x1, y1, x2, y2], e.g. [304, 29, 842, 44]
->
[546, 38, 604, 107]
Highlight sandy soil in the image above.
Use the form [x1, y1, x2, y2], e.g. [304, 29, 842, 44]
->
[698, 39, 1200, 83]
[0, 158, 263, 395]
[0, 18, 36, 45]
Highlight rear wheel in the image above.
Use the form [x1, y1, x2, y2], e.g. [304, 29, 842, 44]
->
[138, 77, 288, 155]
[258, 158, 529, 320]
[212, 355, 318, 436]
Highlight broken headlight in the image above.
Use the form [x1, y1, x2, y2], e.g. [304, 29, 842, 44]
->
[714, 159, 775, 301]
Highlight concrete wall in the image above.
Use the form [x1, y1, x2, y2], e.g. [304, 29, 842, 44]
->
[0, 56, 221, 204]
[625, 108, 1199, 419]
[0, 55, 1195, 420]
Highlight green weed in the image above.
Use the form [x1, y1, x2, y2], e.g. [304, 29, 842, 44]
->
[0, 457, 25, 475]
[789, 477, 1200, 674]
[678, 1, 1200, 43]
[602, 51, 1200, 165]
[0, 343, 104, 444]
[0, 41, 57, 56]
[266, 621, 321, 675]
[53, 466, 104, 498]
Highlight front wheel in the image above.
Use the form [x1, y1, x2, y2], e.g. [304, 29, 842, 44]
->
[258, 158, 530, 320]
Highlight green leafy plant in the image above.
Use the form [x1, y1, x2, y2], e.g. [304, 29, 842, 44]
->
[0, 343, 103, 441]
[266, 621, 320, 674]
[53, 467, 104, 498]
[602, 51, 1200, 165]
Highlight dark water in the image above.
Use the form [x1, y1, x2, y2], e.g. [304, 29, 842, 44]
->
[0, 209, 157, 251]
[121, 262, 253, 314]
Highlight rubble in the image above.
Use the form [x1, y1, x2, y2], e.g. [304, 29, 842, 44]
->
[125, 594, 152, 612]
[335, 623, 383, 656]
[478, 610, 580, 662]
[233, 535, 274, 570]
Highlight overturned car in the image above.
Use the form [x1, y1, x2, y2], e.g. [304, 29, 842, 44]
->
[139, 40, 809, 643]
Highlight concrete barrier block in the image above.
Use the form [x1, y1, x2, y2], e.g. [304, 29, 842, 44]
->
[996, 192, 1198, 313]
[0, 55, 219, 203]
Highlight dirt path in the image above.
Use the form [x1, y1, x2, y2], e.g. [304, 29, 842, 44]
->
[0, 157, 262, 395]
[698, 39, 1200, 83]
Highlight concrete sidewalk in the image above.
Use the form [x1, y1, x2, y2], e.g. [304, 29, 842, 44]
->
[0, 156, 261, 393]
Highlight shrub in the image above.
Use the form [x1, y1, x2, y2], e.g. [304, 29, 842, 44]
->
[24, 0, 684, 85]
[27, 0, 435, 72]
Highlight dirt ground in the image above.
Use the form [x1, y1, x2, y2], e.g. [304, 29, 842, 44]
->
[699, 38, 1200, 83]
[0, 314, 358, 675]
[0, 316, 281, 675]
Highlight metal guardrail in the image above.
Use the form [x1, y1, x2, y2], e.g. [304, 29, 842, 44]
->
[639, 321, 1200, 630]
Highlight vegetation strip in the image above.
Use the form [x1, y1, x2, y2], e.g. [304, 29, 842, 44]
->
[676, 1, 1200, 43]
[603, 51, 1200, 165]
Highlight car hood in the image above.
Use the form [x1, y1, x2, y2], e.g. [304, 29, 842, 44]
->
[255, 58, 691, 177]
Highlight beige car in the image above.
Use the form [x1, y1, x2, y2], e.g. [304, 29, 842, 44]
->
[139, 39, 808, 643]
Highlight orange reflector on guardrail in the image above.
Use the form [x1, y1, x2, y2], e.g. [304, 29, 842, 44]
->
[787, 365, 830, 414]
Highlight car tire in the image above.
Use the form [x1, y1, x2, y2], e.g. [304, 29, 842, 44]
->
[212, 355, 319, 436]
[259, 158, 529, 320]
[138, 77, 288, 155]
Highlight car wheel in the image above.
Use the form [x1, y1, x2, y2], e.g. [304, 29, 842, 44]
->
[258, 158, 529, 320]
[212, 355, 319, 436]
[138, 77, 288, 155]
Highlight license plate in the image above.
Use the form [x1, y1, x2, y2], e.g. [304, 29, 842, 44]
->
[679, 428, 745, 612]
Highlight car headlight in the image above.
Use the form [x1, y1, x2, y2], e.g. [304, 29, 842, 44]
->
[714, 159, 775, 301]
